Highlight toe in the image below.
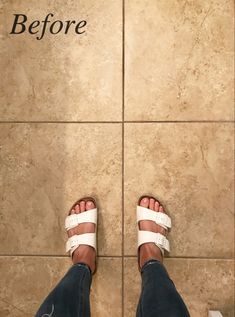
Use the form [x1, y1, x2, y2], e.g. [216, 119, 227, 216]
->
[67, 207, 76, 237]
[86, 200, 95, 210]
[140, 197, 149, 208]
[155, 200, 160, 211]
[80, 200, 86, 212]
[149, 198, 155, 210]
[75, 204, 80, 214]
[158, 205, 167, 234]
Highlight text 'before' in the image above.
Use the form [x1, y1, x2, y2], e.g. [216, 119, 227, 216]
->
[10, 13, 87, 40]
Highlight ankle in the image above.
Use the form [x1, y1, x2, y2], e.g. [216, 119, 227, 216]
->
[139, 243, 163, 269]
[72, 246, 95, 273]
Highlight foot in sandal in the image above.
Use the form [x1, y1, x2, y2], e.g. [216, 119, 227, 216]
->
[137, 196, 171, 269]
[65, 197, 97, 274]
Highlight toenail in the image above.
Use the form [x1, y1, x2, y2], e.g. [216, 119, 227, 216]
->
[143, 198, 148, 202]
[87, 201, 92, 206]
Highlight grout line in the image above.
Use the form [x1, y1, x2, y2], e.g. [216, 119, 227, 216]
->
[0, 254, 123, 258]
[0, 121, 123, 124]
[121, 255, 235, 260]
[0, 254, 233, 260]
[125, 120, 235, 123]
[0, 120, 233, 124]
[121, 1, 125, 316]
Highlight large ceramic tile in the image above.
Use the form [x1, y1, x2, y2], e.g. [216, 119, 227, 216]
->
[0, 256, 122, 317]
[0, 0, 122, 121]
[124, 258, 234, 317]
[0, 123, 122, 255]
[125, 0, 234, 121]
[91, 257, 122, 317]
[124, 123, 234, 257]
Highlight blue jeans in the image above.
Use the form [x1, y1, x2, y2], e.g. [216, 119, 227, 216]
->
[35, 260, 190, 317]
[136, 260, 190, 317]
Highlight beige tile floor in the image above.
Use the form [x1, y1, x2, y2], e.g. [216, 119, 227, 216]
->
[0, 1, 234, 317]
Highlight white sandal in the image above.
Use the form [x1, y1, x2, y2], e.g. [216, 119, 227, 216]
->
[137, 196, 171, 268]
[65, 197, 97, 270]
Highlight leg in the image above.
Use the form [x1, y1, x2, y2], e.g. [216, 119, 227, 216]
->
[35, 263, 91, 317]
[35, 198, 97, 317]
[136, 260, 190, 317]
[136, 196, 190, 317]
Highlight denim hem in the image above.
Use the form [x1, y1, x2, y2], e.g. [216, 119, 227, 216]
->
[141, 259, 162, 273]
[73, 262, 92, 275]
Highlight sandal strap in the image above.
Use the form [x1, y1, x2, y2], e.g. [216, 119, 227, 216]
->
[137, 206, 171, 229]
[138, 230, 170, 254]
[66, 232, 96, 255]
[65, 208, 97, 231]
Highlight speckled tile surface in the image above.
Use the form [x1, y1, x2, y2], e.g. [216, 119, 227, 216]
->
[124, 258, 234, 317]
[0, 123, 122, 256]
[125, 0, 234, 121]
[0, 0, 122, 121]
[0, 257, 122, 317]
[124, 123, 234, 258]
[0, 0, 234, 316]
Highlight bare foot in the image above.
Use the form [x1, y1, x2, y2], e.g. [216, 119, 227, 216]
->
[67, 199, 96, 273]
[138, 197, 168, 269]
